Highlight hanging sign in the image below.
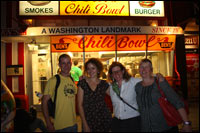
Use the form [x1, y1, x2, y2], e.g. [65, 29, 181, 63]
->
[60, 1, 129, 16]
[130, 1, 164, 17]
[26, 26, 183, 36]
[185, 36, 199, 49]
[51, 35, 176, 52]
[19, 1, 59, 15]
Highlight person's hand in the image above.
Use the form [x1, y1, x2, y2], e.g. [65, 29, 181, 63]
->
[46, 121, 55, 132]
[83, 124, 91, 132]
[156, 73, 165, 82]
[79, 75, 86, 81]
[181, 124, 192, 132]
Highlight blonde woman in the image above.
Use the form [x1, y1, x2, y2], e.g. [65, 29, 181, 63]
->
[135, 58, 192, 132]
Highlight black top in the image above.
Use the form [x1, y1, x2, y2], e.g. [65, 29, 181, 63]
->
[78, 79, 112, 132]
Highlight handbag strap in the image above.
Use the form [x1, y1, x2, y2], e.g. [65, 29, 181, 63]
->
[155, 79, 166, 98]
[54, 74, 60, 105]
[118, 95, 138, 111]
[112, 82, 138, 111]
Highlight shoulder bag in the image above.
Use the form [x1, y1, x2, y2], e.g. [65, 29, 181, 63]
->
[156, 79, 183, 126]
[47, 74, 60, 118]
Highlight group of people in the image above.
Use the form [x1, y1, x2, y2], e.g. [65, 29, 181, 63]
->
[42, 54, 192, 132]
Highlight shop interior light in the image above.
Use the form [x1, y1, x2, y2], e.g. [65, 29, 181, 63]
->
[151, 23, 157, 26]
[167, 31, 172, 34]
[67, 52, 73, 57]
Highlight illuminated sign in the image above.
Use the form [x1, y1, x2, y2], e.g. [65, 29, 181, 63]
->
[185, 36, 199, 49]
[60, 1, 129, 16]
[26, 26, 184, 36]
[19, 1, 59, 15]
[130, 1, 164, 17]
[51, 35, 176, 52]
[19, 1, 165, 17]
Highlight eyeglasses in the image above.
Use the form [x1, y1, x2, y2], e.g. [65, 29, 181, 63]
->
[112, 69, 122, 75]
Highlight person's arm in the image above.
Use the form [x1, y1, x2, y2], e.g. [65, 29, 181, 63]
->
[158, 77, 192, 132]
[1, 111, 15, 131]
[178, 108, 192, 132]
[41, 95, 55, 131]
[106, 87, 110, 96]
[77, 86, 90, 132]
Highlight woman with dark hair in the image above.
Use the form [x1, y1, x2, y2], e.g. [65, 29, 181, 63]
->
[77, 58, 112, 132]
[107, 61, 142, 132]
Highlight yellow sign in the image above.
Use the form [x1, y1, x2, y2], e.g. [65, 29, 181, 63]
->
[51, 35, 176, 52]
[60, 1, 129, 16]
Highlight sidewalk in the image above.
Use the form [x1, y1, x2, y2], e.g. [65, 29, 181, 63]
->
[36, 101, 199, 132]
[187, 100, 199, 131]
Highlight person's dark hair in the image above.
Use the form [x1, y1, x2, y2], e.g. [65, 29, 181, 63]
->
[74, 60, 78, 66]
[84, 58, 103, 78]
[15, 98, 22, 108]
[108, 62, 132, 82]
[58, 54, 71, 63]
[139, 58, 153, 71]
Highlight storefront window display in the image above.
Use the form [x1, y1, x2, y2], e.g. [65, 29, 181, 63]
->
[50, 34, 175, 77]
[30, 44, 51, 105]
[31, 33, 177, 105]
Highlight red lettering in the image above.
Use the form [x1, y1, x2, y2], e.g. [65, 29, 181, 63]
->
[101, 36, 115, 48]
[87, 36, 96, 48]
[65, 3, 90, 14]
[94, 3, 125, 14]
[94, 3, 107, 14]
[147, 36, 156, 47]
[117, 36, 146, 48]
[117, 36, 129, 48]
[78, 36, 115, 49]
[65, 3, 76, 14]
[78, 37, 86, 49]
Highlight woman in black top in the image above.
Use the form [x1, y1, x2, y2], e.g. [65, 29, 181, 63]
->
[77, 58, 112, 132]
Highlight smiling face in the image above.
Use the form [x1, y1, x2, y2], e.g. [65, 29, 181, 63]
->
[59, 56, 72, 76]
[112, 66, 124, 82]
[86, 63, 98, 78]
[139, 62, 153, 78]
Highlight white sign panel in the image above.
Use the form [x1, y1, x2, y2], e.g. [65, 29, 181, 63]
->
[130, 1, 164, 17]
[19, 1, 59, 16]
[25, 26, 184, 36]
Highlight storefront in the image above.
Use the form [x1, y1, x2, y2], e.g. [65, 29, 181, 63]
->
[23, 26, 184, 106]
[185, 34, 199, 99]
[2, 1, 190, 109]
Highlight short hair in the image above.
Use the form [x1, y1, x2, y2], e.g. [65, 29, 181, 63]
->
[84, 58, 103, 78]
[74, 60, 78, 66]
[108, 62, 131, 82]
[58, 54, 71, 63]
[139, 58, 153, 71]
